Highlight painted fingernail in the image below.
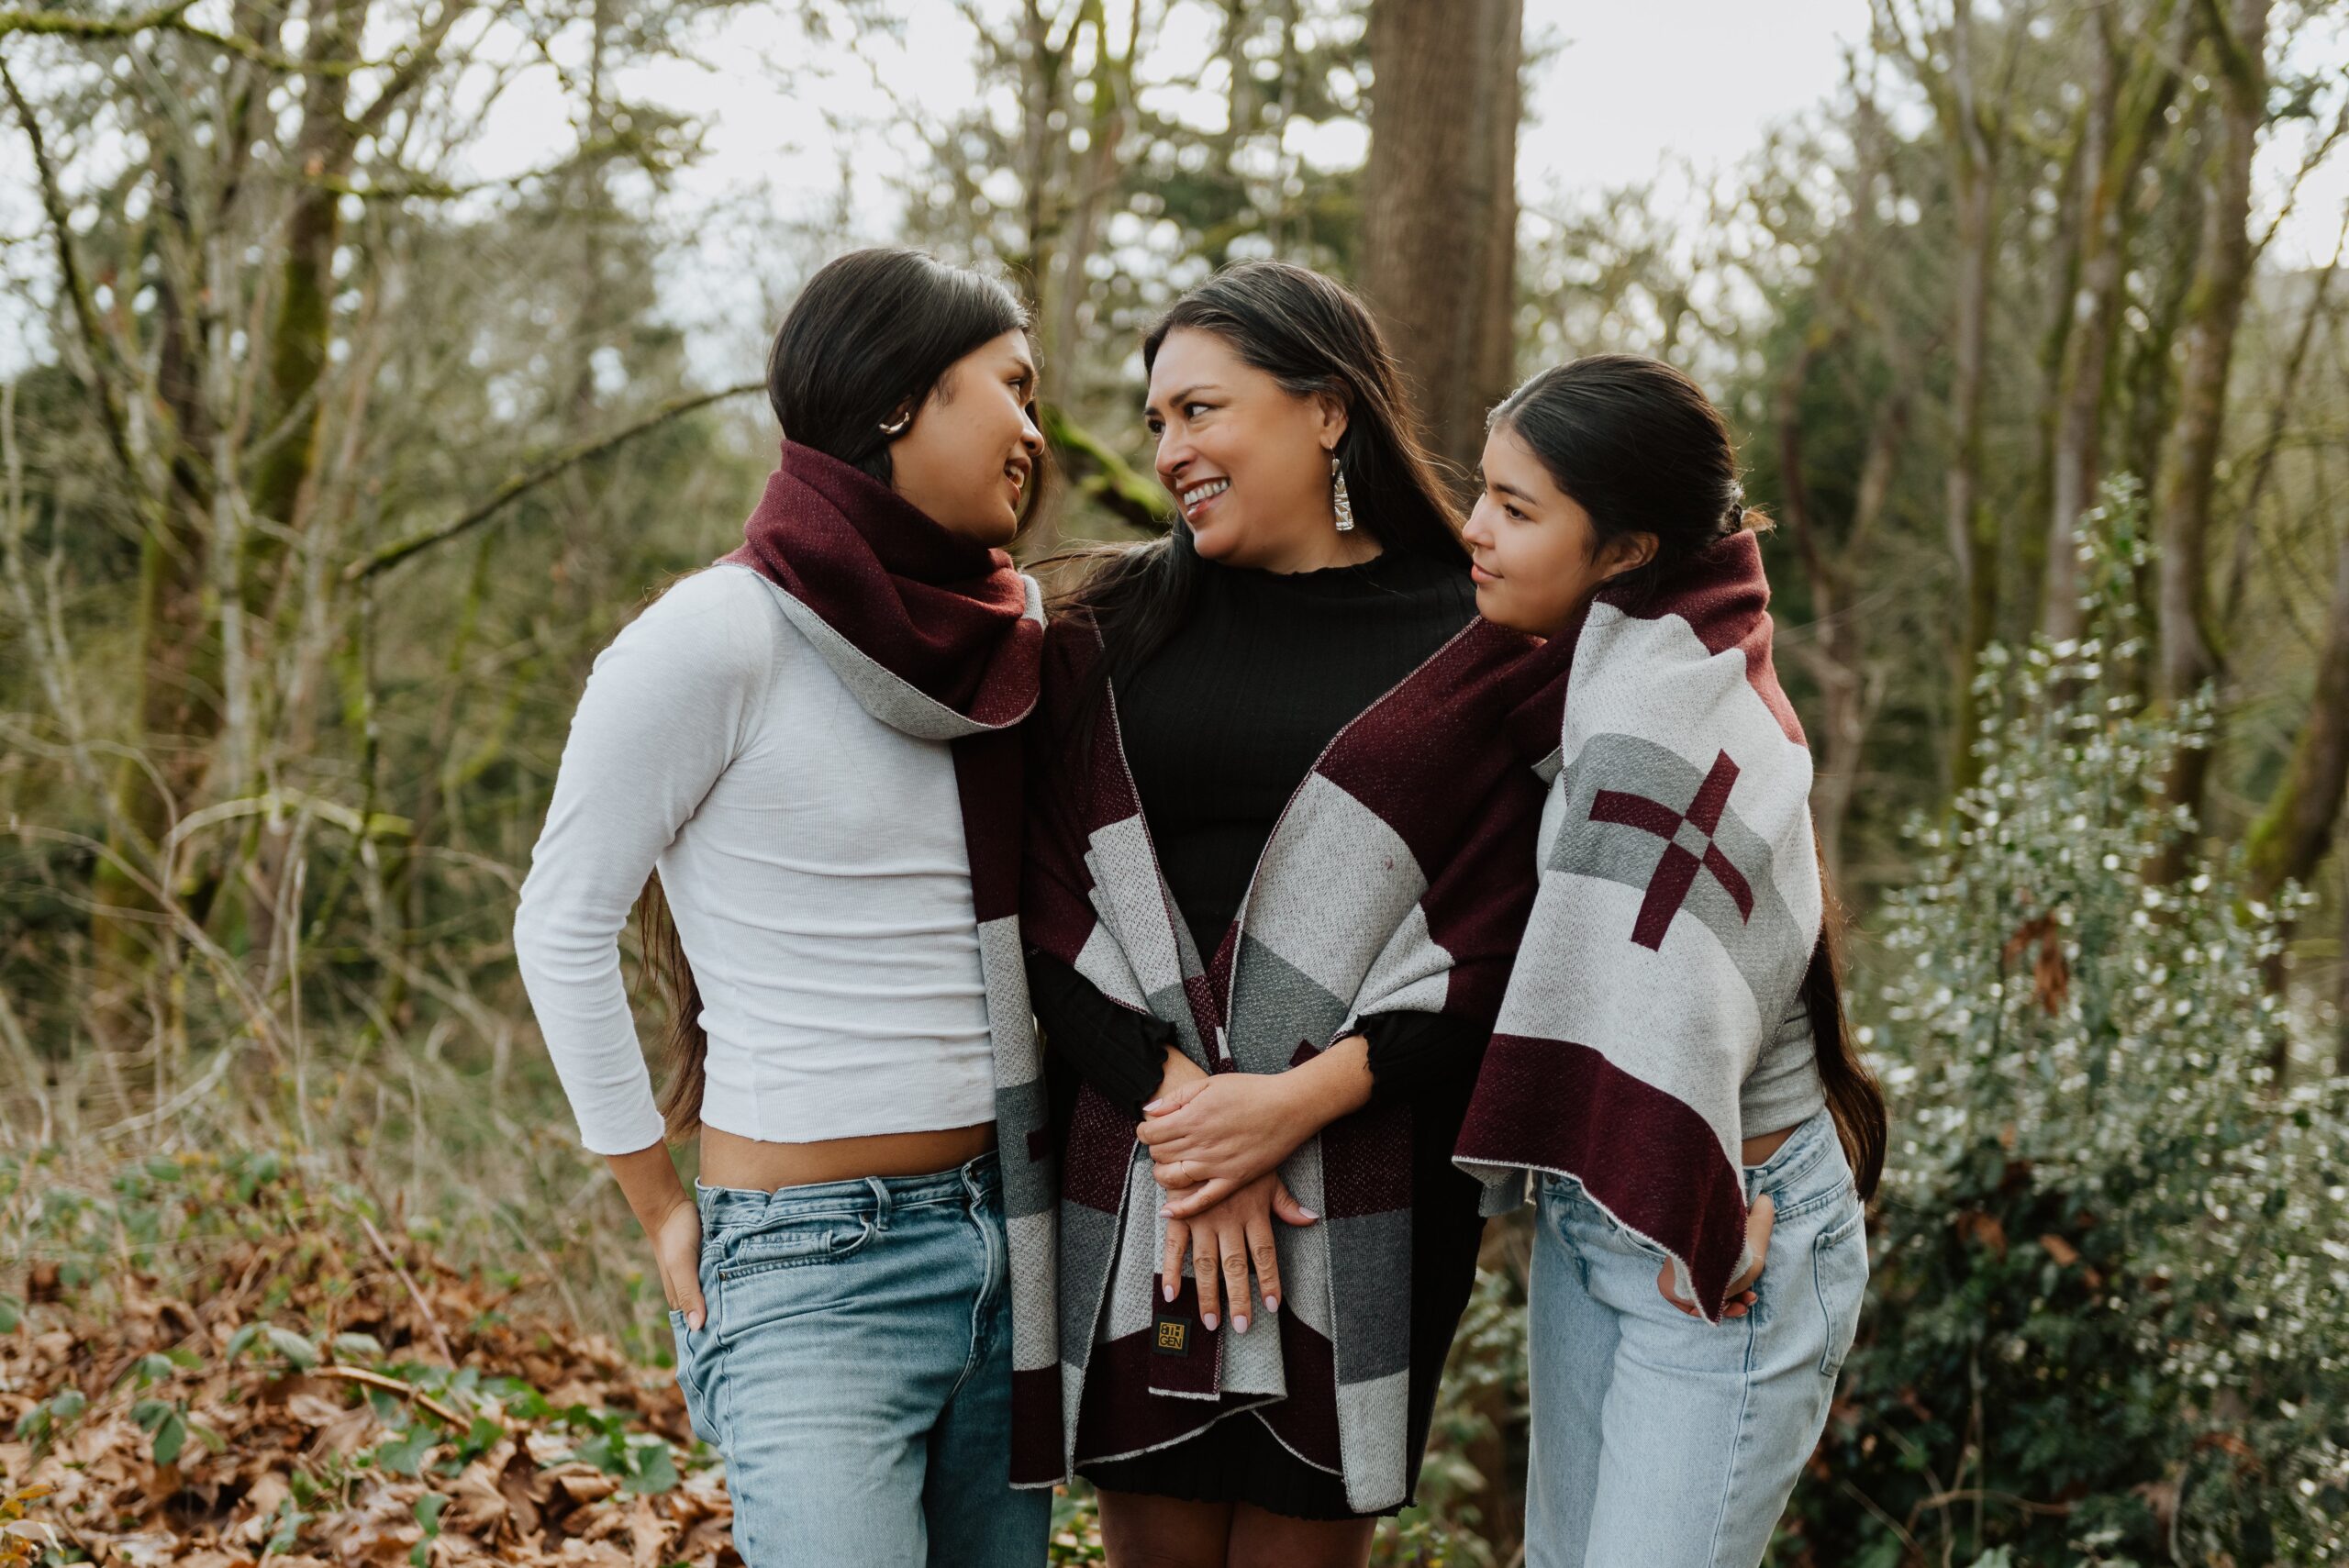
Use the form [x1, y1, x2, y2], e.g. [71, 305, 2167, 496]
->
[1159, 1206, 1172, 1218]
[1297, 1207, 1319, 1221]
[1201, 1312, 1219, 1330]
[1233, 1314, 1250, 1334]
[1143, 1098, 1166, 1113]
[1163, 1280, 1176, 1303]
[1265, 1294, 1280, 1315]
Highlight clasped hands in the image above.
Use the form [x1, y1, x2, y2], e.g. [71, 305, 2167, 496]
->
[1133, 1040, 1368, 1335]
[1135, 1038, 1776, 1327]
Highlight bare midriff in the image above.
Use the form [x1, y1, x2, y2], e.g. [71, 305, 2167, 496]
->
[1741, 1124, 1798, 1168]
[699, 1122, 996, 1192]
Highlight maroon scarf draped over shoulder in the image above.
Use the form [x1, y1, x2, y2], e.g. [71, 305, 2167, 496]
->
[722, 441, 1063, 1488]
[725, 440, 1039, 724]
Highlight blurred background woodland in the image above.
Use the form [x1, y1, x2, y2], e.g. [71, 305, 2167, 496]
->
[2, 0, 2348, 1562]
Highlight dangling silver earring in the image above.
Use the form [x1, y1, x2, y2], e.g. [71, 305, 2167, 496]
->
[879, 407, 913, 437]
[1330, 451, 1355, 533]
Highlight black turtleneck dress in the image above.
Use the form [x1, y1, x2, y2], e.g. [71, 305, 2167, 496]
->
[1025, 546, 1492, 1521]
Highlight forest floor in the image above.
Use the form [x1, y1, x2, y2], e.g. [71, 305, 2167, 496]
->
[0, 1147, 1106, 1565]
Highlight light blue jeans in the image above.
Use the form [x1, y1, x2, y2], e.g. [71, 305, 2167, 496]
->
[1525, 1105, 1867, 1568]
[668, 1150, 1051, 1568]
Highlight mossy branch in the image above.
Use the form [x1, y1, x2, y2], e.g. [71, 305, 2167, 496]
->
[1041, 404, 1171, 534]
[345, 380, 765, 582]
[0, 2, 384, 72]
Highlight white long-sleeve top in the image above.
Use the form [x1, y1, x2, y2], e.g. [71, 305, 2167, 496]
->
[512, 563, 996, 1155]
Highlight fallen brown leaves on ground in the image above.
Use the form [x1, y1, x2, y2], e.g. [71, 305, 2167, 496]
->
[0, 1150, 738, 1566]
[1, 1149, 1117, 1566]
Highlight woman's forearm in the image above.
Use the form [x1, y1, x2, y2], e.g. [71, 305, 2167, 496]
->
[607, 1139, 710, 1326]
[1155, 1043, 1208, 1100]
[607, 1140, 694, 1236]
[1141, 1035, 1378, 1216]
[1269, 1034, 1375, 1139]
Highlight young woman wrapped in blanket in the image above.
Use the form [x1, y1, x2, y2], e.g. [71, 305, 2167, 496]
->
[1453, 356, 1890, 1568]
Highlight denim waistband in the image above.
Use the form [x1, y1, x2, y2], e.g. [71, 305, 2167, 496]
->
[1742, 1102, 1838, 1199]
[695, 1147, 999, 1229]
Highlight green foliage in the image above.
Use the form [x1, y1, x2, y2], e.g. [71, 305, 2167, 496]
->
[129, 1396, 220, 1469]
[11, 1390, 86, 1463]
[1790, 494, 2349, 1566]
[560, 1406, 681, 1496]
[368, 1417, 440, 1479]
[409, 1489, 450, 1567]
[1047, 1483, 1105, 1564]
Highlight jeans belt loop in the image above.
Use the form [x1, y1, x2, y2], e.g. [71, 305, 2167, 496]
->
[866, 1174, 893, 1231]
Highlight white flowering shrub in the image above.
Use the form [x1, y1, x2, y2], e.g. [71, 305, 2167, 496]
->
[1793, 495, 2349, 1567]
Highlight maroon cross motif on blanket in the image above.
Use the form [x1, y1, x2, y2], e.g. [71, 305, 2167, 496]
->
[1588, 749, 1755, 950]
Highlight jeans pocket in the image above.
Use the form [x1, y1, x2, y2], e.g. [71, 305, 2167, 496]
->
[1810, 1200, 1868, 1378]
[716, 1210, 878, 1280]
[1584, 1200, 1669, 1268]
[668, 1308, 719, 1445]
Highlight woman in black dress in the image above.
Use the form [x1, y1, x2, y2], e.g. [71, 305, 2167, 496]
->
[1026, 262, 1503, 1566]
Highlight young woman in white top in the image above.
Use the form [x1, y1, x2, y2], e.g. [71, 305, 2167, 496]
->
[513, 249, 1052, 1567]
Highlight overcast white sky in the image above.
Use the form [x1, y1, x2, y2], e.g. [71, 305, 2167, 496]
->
[3, 0, 2343, 379]
[455, 0, 1898, 373]
[586, 0, 1893, 235]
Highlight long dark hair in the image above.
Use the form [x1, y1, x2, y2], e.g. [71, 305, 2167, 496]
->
[1052, 261, 1466, 694]
[1491, 354, 1887, 1199]
[640, 247, 1041, 1142]
[769, 246, 1038, 493]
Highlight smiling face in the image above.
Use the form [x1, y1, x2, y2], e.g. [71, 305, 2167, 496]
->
[885, 329, 1044, 548]
[1462, 421, 1657, 638]
[1143, 328, 1364, 573]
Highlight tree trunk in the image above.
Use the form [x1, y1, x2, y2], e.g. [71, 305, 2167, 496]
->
[2041, 0, 2184, 642]
[2149, 0, 2270, 872]
[2220, 216, 2345, 635]
[1779, 336, 1904, 886]
[2245, 516, 2349, 1084]
[12, 79, 224, 969]
[1943, 140, 1998, 796]
[2042, 17, 2121, 644]
[2243, 521, 2349, 906]
[567, 0, 613, 425]
[2018, 92, 2090, 639]
[1826, 389, 1907, 877]
[1361, 0, 1522, 485]
[1898, 0, 2010, 797]
[247, 0, 365, 557]
[2337, 887, 2349, 1078]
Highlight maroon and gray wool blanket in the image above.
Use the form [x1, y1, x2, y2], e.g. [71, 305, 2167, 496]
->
[721, 442, 1061, 1485]
[1454, 529, 1823, 1322]
[1013, 606, 1564, 1512]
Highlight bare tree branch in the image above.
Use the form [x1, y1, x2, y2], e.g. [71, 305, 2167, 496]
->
[0, 1, 384, 72]
[0, 58, 139, 490]
[0, 0, 193, 40]
[345, 380, 765, 581]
